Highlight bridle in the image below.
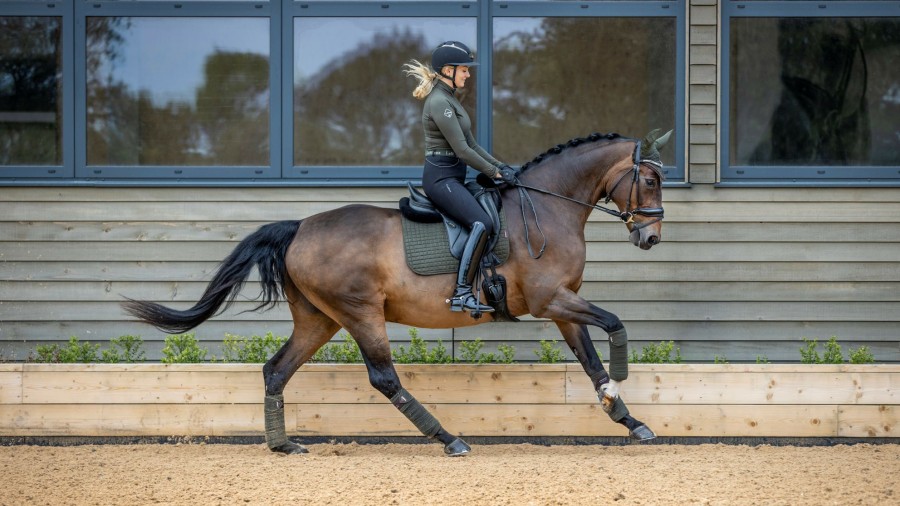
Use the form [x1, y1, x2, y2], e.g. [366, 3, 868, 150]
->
[509, 140, 665, 258]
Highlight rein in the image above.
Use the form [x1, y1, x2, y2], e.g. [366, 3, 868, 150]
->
[509, 141, 665, 259]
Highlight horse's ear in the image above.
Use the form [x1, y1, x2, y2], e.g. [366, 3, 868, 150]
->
[653, 129, 673, 151]
[640, 129, 673, 159]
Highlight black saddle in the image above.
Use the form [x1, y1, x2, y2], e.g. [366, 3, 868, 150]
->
[399, 175, 503, 260]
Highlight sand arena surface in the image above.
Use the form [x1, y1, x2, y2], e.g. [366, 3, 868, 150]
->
[0, 442, 896, 505]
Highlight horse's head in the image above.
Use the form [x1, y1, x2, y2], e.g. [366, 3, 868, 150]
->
[604, 129, 671, 250]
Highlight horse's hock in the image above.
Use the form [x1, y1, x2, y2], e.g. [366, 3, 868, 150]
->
[1, 363, 896, 439]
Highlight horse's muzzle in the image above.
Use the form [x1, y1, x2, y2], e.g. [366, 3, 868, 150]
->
[630, 227, 661, 250]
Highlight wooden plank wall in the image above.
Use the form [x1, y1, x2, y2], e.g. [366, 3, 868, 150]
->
[0, 185, 898, 363]
[1, 364, 896, 438]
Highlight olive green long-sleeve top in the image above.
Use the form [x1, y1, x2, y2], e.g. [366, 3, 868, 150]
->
[423, 81, 501, 177]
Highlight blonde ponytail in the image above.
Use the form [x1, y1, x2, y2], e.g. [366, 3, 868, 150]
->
[403, 59, 438, 100]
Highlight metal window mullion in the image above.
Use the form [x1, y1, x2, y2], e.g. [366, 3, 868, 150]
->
[289, 2, 476, 17]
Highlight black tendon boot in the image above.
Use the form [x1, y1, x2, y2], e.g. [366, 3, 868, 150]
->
[450, 221, 495, 313]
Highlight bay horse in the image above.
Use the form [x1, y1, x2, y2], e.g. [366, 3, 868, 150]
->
[123, 130, 671, 456]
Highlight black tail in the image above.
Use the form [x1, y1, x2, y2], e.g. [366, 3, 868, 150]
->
[122, 220, 302, 334]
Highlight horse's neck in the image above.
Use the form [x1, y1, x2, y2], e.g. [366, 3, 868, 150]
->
[519, 142, 627, 224]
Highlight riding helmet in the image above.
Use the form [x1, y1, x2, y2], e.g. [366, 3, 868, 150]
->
[430, 41, 479, 73]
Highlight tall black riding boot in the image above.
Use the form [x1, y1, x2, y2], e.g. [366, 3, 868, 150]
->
[449, 221, 495, 313]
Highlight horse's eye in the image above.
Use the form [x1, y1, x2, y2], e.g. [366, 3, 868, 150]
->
[645, 179, 656, 187]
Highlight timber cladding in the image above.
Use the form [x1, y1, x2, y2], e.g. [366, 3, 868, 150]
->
[0, 185, 898, 363]
[0, 364, 896, 438]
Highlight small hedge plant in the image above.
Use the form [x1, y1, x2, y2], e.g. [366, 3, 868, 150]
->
[800, 336, 875, 364]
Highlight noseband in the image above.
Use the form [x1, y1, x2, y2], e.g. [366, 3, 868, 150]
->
[602, 141, 665, 231]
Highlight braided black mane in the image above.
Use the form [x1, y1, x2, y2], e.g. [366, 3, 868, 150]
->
[519, 132, 627, 172]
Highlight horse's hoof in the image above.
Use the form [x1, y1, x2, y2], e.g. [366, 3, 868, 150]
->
[629, 424, 657, 442]
[444, 438, 471, 457]
[270, 441, 309, 455]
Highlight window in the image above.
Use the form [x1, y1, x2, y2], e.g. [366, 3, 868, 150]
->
[0, 0, 685, 184]
[292, 17, 477, 171]
[723, 1, 900, 183]
[1, 8, 68, 178]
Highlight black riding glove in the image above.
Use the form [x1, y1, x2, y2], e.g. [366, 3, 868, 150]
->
[497, 165, 518, 184]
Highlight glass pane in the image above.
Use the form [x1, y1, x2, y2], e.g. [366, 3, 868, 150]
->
[294, 18, 477, 166]
[0, 17, 62, 166]
[730, 18, 900, 166]
[493, 18, 676, 166]
[86, 17, 269, 166]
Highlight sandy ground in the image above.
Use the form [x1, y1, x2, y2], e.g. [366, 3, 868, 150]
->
[0, 442, 897, 505]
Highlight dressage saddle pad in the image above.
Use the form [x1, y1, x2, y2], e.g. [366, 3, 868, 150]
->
[401, 212, 510, 276]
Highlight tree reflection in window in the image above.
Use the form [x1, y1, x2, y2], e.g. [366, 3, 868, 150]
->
[0, 17, 61, 166]
[86, 17, 269, 167]
[293, 19, 477, 167]
[493, 17, 676, 166]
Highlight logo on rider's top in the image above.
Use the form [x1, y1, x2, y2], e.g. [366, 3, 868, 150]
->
[444, 108, 453, 118]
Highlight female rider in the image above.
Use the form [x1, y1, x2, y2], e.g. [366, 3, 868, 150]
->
[403, 41, 517, 314]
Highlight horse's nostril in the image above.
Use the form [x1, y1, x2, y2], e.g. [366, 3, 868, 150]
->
[648, 235, 660, 246]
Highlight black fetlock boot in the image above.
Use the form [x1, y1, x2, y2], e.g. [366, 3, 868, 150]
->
[449, 221, 495, 313]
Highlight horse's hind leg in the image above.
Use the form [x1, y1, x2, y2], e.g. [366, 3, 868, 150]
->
[263, 291, 341, 454]
[344, 318, 471, 456]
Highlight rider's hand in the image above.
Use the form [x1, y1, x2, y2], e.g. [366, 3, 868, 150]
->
[496, 164, 518, 184]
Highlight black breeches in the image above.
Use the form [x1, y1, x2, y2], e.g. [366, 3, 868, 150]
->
[422, 156, 495, 236]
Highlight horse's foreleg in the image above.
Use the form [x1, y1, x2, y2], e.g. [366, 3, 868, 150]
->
[347, 320, 471, 456]
[263, 295, 341, 455]
[537, 289, 655, 441]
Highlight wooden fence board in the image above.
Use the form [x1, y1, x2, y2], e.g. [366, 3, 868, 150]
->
[838, 405, 897, 437]
[6, 240, 900, 263]
[0, 403, 842, 438]
[0, 367, 22, 404]
[2, 185, 896, 204]
[4, 201, 900, 223]
[5, 221, 898, 243]
[566, 371, 898, 405]
[4, 261, 898, 283]
[21, 367, 566, 405]
[9, 280, 899, 303]
[7, 300, 897, 323]
[3, 319, 898, 345]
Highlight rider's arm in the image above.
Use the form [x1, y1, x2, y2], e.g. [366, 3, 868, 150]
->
[428, 97, 500, 177]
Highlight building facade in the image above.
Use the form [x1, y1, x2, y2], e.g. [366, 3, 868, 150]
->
[1, 0, 898, 362]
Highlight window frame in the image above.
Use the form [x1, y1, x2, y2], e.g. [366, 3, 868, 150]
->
[1, 1, 74, 179]
[73, 0, 282, 179]
[721, 0, 900, 185]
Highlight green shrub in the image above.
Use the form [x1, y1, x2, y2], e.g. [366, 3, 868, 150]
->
[822, 336, 844, 364]
[714, 355, 728, 364]
[755, 355, 770, 364]
[799, 338, 821, 364]
[393, 328, 452, 364]
[220, 332, 287, 363]
[161, 333, 208, 364]
[458, 339, 516, 364]
[33, 343, 62, 363]
[848, 345, 875, 364]
[629, 340, 682, 364]
[55, 336, 100, 363]
[311, 333, 363, 363]
[801, 336, 847, 364]
[101, 335, 146, 363]
[534, 340, 566, 363]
